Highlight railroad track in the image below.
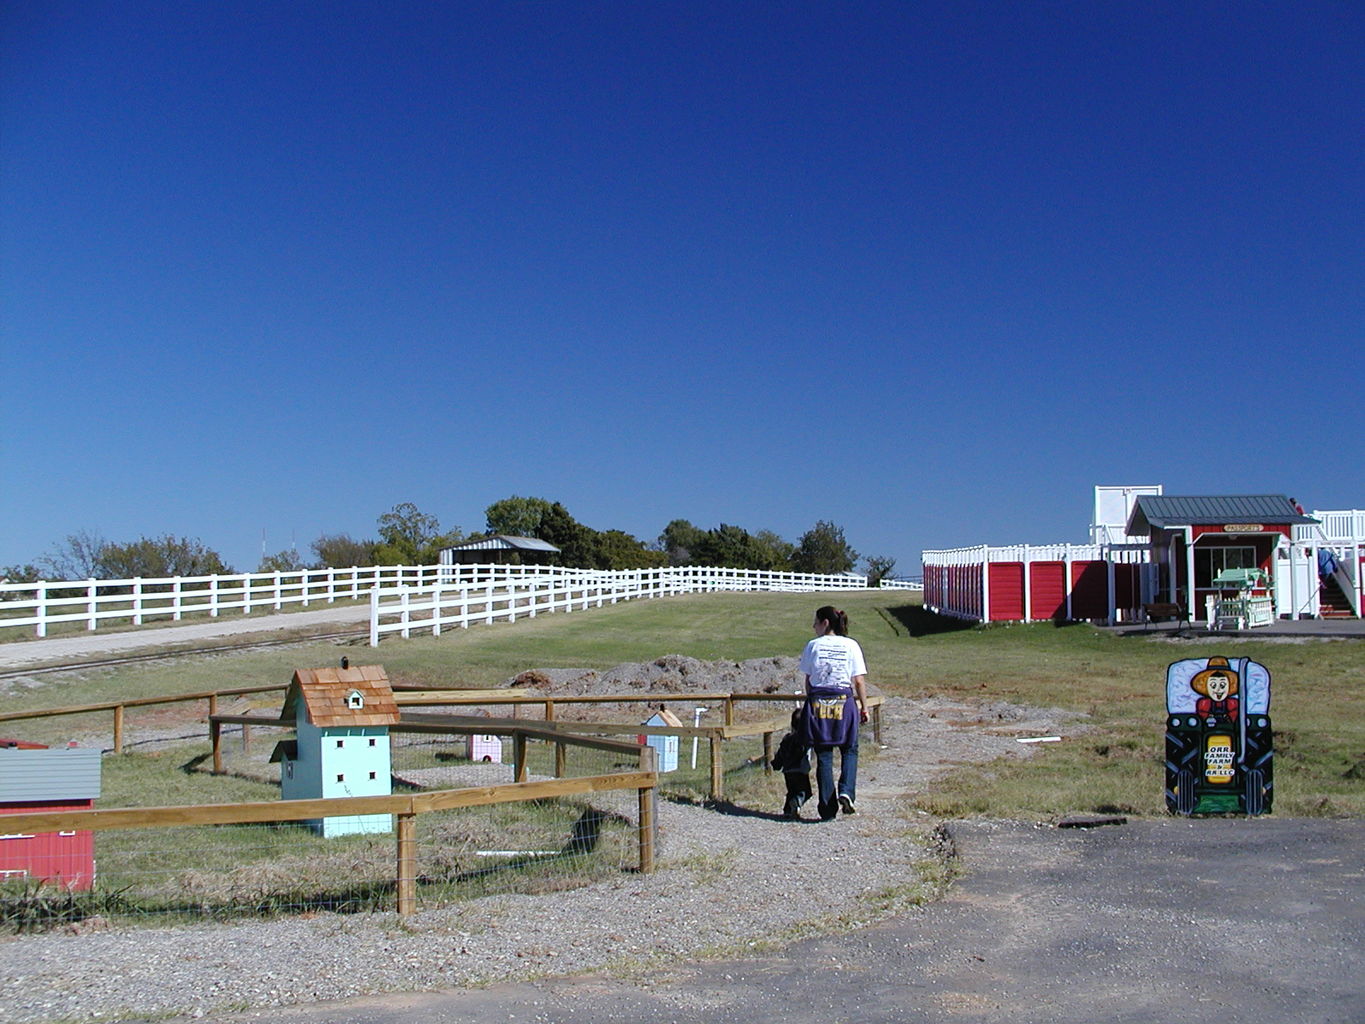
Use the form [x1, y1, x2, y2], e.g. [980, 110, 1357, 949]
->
[0, 627, 370, 680]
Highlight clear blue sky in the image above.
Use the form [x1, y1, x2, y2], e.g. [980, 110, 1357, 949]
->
[3, 2, 1362, 575]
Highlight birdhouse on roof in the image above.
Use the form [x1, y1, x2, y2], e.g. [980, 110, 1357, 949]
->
[270, 665, 400, 838]
[637, 708, 683, 772]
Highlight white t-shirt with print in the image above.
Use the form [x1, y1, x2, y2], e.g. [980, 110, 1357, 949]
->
[799, 634, 867, 692]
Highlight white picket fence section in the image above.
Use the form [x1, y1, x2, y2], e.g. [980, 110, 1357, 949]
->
[368, 565, 917, 646]
[0, 562, 917, 641]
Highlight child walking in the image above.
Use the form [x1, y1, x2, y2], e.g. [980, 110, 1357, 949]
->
[771, 707, 812, 820]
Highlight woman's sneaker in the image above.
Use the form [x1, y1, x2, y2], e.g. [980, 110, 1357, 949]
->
[838, 793, 856, 815]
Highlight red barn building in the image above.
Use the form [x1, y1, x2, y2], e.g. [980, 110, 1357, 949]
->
[0, 740, 101, 890]
[923, 487, 1361, 626]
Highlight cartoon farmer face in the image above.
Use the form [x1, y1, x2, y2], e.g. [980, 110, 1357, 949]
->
[1190, 657, 1240, 703]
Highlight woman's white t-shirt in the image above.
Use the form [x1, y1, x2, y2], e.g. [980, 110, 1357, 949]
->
[799, 634, 867, 692]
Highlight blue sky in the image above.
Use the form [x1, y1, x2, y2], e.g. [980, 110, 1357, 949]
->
[3, 2, 1363, 576]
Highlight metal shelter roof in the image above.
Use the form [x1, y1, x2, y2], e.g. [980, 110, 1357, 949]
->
[1126, 495, 1317, 535]
[441, 535, 560, 553]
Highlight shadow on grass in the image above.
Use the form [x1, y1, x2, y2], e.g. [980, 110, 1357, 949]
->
[882, 605, 979, 637]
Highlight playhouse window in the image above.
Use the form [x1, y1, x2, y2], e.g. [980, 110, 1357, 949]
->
[336, 739, 344, 748]
[368, 738, 376, 747]
[346, 690, 365, 709]
[336, 774, 344, 783]
[368, 771, 376, 780]
[1197, 546, 1257, 588]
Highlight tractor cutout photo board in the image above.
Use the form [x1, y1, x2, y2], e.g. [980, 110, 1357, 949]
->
[1165, 656, 1273, 816]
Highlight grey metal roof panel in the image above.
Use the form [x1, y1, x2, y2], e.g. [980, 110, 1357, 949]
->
[441, 535, 560, 552]
[1127, 495, 1316, 533]
[0, 747, 102, 802]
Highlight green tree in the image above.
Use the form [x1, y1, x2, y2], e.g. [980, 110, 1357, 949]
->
[258, 549, 310, 573]
[863, 554, 897, 587]
[657, 519, 705, 566]
[311, 533, 377, 568]
[693, 523, 759, 568]
[38, 530, 107, 580]
[536, 502, 599, 568]
[1, 563, 40, 585]
[791, 520, 858, 575]
[97, 536, 233, 578]
[485, 496, 554, 537]
[597, 529, 668, 570]
[373, 502, 461, 564]
[751, 530, 796, 571]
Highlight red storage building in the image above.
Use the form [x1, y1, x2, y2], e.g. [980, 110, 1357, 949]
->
[0, 740, 101, 891]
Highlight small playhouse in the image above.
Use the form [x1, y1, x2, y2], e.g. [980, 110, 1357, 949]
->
[637, 709, 682, 772]
[0, 740, 101, 890]
[270, 665, 400, 838]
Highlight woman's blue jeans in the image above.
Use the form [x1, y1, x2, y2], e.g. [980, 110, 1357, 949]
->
[814, 737, 858, 818]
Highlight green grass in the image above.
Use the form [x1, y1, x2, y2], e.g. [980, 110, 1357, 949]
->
[6, 591, 1363, 819]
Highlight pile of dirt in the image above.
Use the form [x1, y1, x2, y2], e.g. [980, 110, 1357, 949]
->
[506, 654, 844, 723]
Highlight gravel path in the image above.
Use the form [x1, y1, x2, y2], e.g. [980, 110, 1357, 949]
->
[0, 688, 1084, 1024]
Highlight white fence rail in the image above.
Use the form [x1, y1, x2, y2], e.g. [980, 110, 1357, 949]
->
[0, 563, 913, 641]
[367, 566, 898, 646]
[0, 564, 458, 638]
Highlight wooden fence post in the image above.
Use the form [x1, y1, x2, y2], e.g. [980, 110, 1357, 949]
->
[638, 745, 657, 874]
[513, 733, 528, 783]
[113, 704, 124, 755]
[396, 812, 416, 916]
[709, 733, 723, 801]
[211, 719, 223, 774]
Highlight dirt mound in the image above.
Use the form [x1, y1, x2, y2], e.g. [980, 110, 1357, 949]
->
[510, 654, 806, 698]
[506, 655, 825, 723]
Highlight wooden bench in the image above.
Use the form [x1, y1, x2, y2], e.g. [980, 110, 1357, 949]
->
[1143, 602, 1190, 632]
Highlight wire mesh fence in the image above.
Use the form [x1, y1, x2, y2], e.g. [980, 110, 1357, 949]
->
[1, 724, 652, 934]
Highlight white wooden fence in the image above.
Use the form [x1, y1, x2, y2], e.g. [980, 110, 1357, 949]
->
[0, 563, 916, 641]
[0, 565, 436, 637]
[368, 565, 918, 645]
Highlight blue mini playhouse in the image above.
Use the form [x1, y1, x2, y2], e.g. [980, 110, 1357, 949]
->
[271, 665, 400, 837]
[1165, 656, 1273, 815]
[637, 709, 682, 772]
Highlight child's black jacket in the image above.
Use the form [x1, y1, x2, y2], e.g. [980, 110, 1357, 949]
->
[771, 730, 811, 773]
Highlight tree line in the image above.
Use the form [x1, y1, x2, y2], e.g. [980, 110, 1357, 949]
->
[3, 496, 897, 585]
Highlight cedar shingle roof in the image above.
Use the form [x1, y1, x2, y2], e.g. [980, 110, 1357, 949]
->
[281, 666, 400, 728]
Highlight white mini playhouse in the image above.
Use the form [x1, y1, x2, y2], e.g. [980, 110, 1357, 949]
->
[270, 665, 400, 838]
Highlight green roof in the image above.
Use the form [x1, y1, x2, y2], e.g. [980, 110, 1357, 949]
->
[1127, 495, 1317, 534]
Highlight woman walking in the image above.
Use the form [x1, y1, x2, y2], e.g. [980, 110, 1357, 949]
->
[799, 605, 868, 820]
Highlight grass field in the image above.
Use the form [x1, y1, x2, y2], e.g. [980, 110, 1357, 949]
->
[7, 590, 1363, 819]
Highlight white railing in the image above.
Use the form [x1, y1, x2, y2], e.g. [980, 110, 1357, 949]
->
[368, 565, 875, 646]
[1305, 509, 1365, 544]
[0, 563, 884, 640]
[0, 564, 451, 638]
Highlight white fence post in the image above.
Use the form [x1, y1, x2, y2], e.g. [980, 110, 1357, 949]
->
[86, 579, 98, 631]
[133, 578, 144, 625]
[172, 577, 183, 621]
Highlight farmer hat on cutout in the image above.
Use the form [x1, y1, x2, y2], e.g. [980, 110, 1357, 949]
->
[1190, 657, 1239, 697]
